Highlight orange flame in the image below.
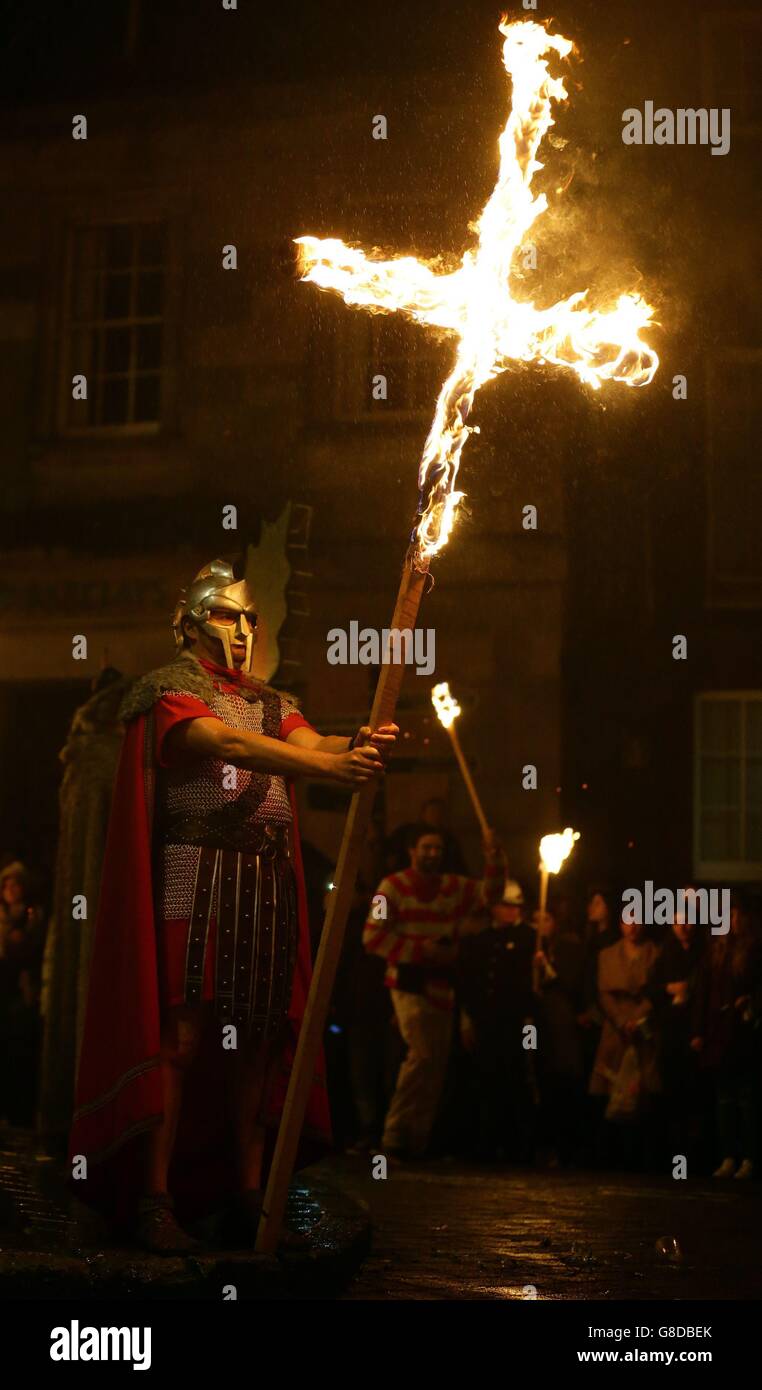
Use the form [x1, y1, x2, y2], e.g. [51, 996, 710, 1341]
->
[296, 20, 659, 563]
[431, 681, 461, 729]
[539, 827, 580, 875]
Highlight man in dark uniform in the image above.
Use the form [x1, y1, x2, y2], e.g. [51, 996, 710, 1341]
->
[458, 879, 536, 1160]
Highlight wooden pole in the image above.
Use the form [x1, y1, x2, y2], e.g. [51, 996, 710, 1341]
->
[256, 553, 429, 1253]
[533, 866, 550, 994]
[447, 723, 489, 836]
[538, 866, 549, 919]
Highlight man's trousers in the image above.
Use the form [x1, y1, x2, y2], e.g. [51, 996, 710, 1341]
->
[382, 989, 453, 1156]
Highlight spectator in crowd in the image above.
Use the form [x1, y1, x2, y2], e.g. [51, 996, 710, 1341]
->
[580, 886, 619, 1014]
[364, 823, 504, 1160]
[384, 797, 467, 876]
[647, 897, 706, 1168]
[0, 861, 47, 1127]
[532, 904, 586, 1166]
[589, 911, 661, 1168]
[457, 880, 535, 1161]
[38, 666, 131, 1144]
[691, 892, 761, 1180]
[577, 887, 620, 1161]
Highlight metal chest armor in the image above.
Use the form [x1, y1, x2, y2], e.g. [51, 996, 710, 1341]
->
[154, 680, 298, 1037]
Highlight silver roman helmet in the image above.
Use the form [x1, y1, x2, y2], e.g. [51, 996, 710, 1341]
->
[173, 559, 258, 672]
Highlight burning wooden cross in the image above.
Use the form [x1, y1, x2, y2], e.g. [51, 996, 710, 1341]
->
[297, 21, 658, 563]
[431, 682, 490, 836]
[257, 18, 658, 1252]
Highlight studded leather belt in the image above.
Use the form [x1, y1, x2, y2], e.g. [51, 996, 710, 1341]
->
[160, 809, 291, 857]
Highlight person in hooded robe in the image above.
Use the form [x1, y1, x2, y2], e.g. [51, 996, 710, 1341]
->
[38, 668, 132, 1144]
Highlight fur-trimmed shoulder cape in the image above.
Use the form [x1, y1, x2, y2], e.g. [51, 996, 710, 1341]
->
[118, 652, 295, 723]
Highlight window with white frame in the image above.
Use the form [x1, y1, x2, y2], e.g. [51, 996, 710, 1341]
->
[333, 309, 450, 423]
[60, 221, 168, 433]
[694, 692, 762, 880]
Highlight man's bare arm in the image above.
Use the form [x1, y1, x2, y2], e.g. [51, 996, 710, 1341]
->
[287, 728, 351, 755]
[166, 717, 385, 786]
[287, 723, 399, 756]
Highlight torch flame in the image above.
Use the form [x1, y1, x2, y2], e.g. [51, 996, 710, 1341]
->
[539, 827, 580, 875]
[296, 19, 659, 563]
[431, 681, 461, 729]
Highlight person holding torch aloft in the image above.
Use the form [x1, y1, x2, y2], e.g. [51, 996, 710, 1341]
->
[364, 822, 505, 1160]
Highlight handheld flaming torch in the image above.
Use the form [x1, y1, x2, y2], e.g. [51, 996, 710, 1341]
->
[258, 18, 658, 1252]
[538, 827, 580, 922]
[534, 828, 579, 990]
[431, 682, 490, 836]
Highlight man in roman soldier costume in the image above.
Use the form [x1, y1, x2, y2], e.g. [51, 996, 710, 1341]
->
[70, 558, 396, 1252]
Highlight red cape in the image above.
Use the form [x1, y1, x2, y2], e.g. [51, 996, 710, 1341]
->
[69, 711, 331, 1225]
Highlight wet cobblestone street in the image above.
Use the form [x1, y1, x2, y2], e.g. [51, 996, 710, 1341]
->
[0, 1131, 368, 1298]
[331, 1156, 762, 1301]
[2, 1128, 760, 1302]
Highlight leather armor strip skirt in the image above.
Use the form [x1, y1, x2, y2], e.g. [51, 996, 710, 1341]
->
[182, 834, 298, 1041]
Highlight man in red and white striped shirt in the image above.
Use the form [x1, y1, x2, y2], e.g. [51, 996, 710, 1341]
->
[364, 822, 505, 1158]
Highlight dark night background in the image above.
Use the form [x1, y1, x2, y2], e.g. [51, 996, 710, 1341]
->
[0, 0, 760, 903]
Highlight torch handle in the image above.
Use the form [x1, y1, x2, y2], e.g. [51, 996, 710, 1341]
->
[539, 867, 549, 919]
[256, 554, 429, 1254]
[448, 724, 490, 837]
[533, 867, 550, 994]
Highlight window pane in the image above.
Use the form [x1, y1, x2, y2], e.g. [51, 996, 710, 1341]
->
[72, 271, 100, 323]
[91, 327, 104, 377]
[748, 812, 762, 860]
[136, 323, 162, 370]
[700, 809, 740, 860]
[136, 271, 163, 317]
[746, 700, 762, 754]
[700, 755, 740, 807]
[102, 327, 132, 373]
[133, 374, 160, 422]
[101, 377, 129, 425]
[66, 376, 94, 428]
[104, 224, 134, 269]
[367, 315, 447, 412]
[410, 355, 444, 408]
[73, 227, 98, 279]
[699, 699, 740, 755]
[69, 328, 97, 380]
[138, 223, 167, 265]
[103, 273, 132, 320]
[747, 757, 762, 804]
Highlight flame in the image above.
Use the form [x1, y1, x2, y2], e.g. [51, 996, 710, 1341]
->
[431, 681, 461, 729]
[296, 19, 659, 563]
[539, 827, 580, 874]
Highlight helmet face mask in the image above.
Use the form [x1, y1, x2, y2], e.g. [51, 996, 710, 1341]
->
[173, 561, 258, 673]
[195, 600, 257, 672]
